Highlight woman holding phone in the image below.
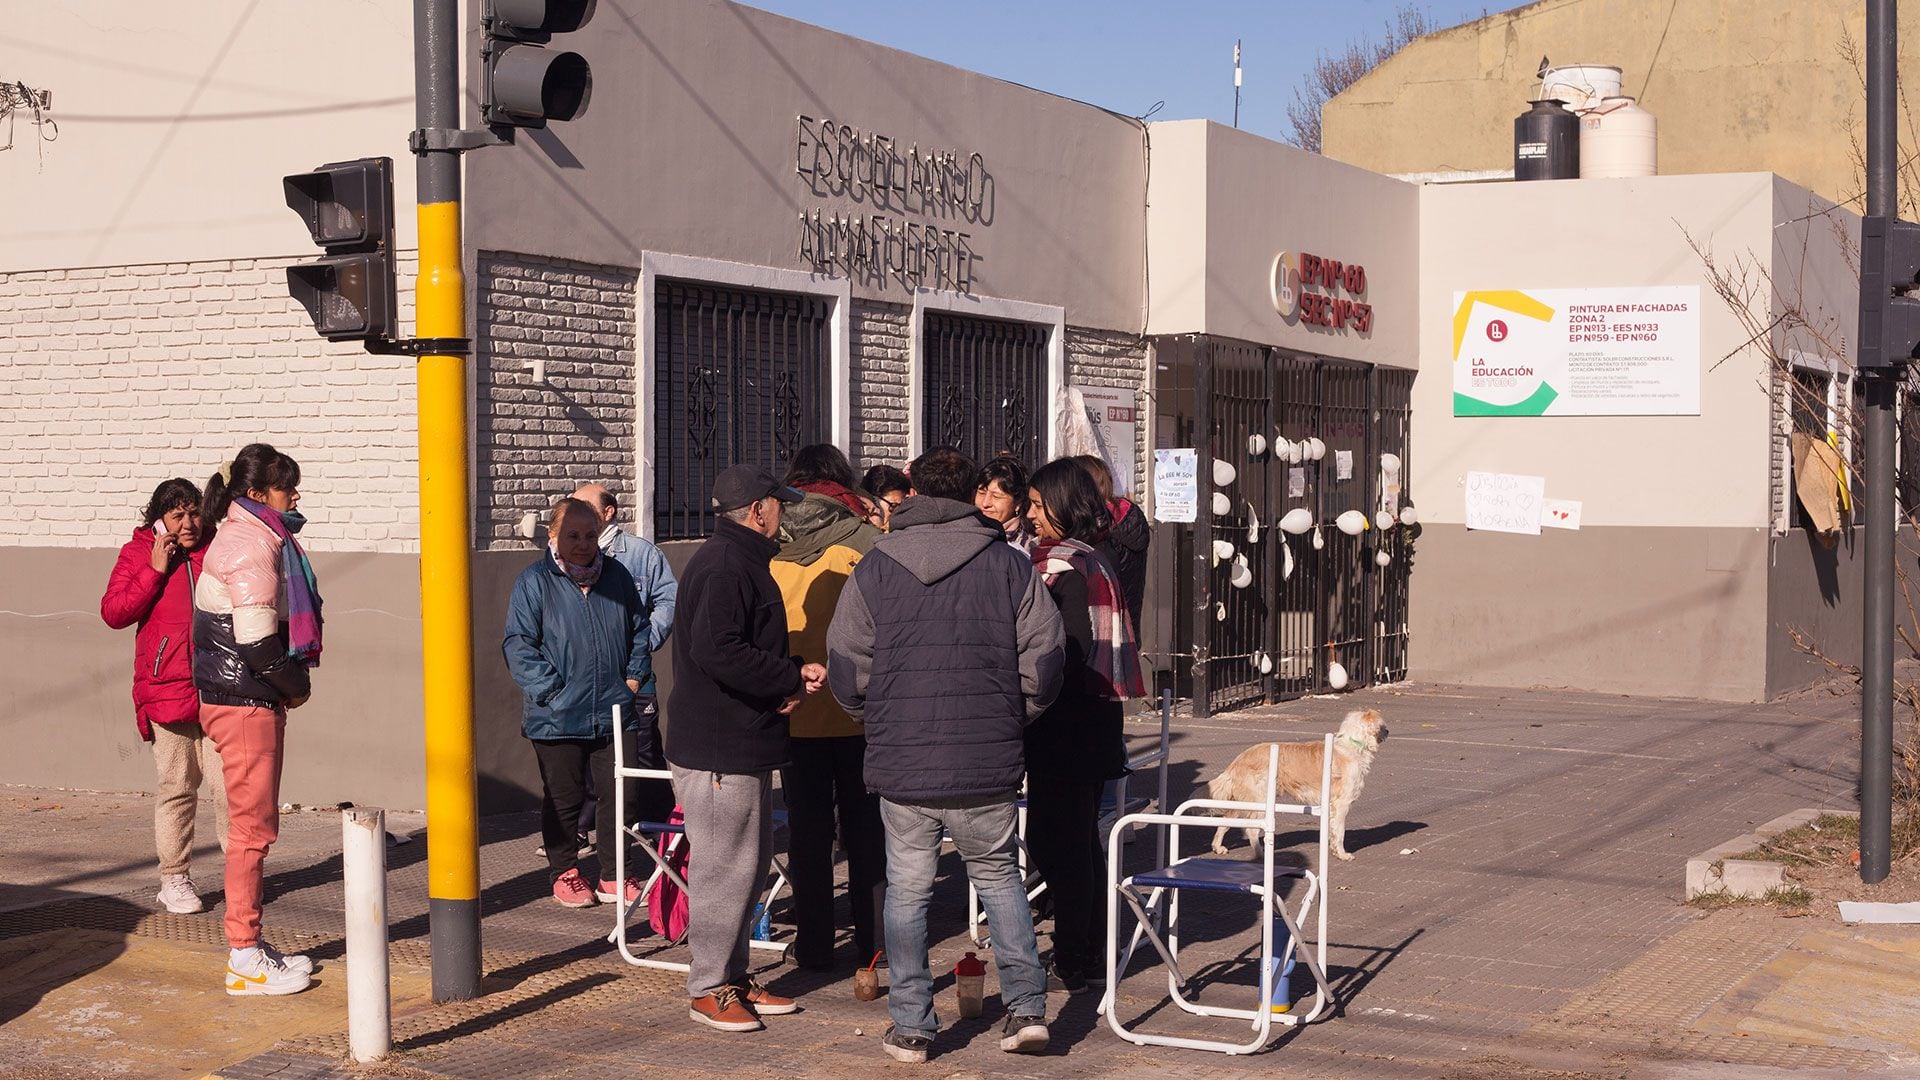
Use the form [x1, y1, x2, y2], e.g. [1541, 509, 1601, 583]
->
[101, 477, 228, 916]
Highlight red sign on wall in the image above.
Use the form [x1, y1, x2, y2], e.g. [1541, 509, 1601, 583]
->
[1270, 250, 1373, 333]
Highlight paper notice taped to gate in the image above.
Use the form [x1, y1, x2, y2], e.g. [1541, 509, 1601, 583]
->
[1335, 450, 1354, 481]
[1464, 471, 1545, 535]
[1153, 449, 1198, 523]
[1288, 467, 1306, 499]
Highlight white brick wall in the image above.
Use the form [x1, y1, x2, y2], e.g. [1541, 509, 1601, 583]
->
[0, 256, 421, 552]
[474, 252, 639, 550]
[852, 301, 912, 469]
[1066, 326, 1150, 493]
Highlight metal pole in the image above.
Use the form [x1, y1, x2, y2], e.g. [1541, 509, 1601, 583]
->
[343, 807, 392, 1062]
[1862, 0, 1897, 885]
[1192, 342, 1213, 718]
[415, 0, 483, 994]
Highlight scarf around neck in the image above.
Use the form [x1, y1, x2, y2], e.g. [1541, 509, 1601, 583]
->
[1031, 537, 1146, 701]
[234, 497, 323, 667]
[550, 538, 604, 593]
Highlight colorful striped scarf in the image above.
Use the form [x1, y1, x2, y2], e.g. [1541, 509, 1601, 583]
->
[1032, 537, 1147, 701]
[236, 497, 323, 668]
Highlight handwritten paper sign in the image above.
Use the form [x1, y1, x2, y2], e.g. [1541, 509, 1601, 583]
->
[1335, 449, 1354, 481]
[1541, 498, 1582, 530]
[1153, 449, 1198, 523]
[1464, 471, 1546, 535]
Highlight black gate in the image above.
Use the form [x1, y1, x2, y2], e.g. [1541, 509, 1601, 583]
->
[1162, 336, 1416, 716]
[922, 311, 1050, 464]
[654, 279, 832, 540]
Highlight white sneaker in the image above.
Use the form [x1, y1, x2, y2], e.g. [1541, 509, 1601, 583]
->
[259, 939, 314, 976]
[156, 873, 205, 914]
[225, 945, 312, 996]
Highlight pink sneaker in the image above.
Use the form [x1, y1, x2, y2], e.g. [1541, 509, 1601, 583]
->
[553, 868, 597, 908]
[596, 876, 643, 904]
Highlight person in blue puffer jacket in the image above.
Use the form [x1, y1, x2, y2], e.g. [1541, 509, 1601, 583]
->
[504, 496, 672, 909]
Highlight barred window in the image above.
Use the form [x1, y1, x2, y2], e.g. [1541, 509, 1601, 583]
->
[921, 311, 1049, 465]
[654, 280, 831, 540]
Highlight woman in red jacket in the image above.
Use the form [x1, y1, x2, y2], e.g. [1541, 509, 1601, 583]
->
[100, 477, 229, 916]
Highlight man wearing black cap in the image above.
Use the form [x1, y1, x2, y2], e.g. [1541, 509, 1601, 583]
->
[667, 464, 826, 1033]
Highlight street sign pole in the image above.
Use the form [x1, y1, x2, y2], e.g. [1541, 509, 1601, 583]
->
[1861, 0, 1897, 886]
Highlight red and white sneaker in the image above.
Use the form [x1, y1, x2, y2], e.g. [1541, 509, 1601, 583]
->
[595, 876, 643, 904]
[553, 868, 597, 908]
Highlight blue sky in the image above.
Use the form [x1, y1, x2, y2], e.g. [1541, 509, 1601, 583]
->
[743, 1, 1519, 145]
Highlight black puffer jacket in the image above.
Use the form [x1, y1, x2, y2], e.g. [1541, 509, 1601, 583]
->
[826, 496, 1066, 802]
[192, 504, 310, 710]
[1100, 500, 1150, 637]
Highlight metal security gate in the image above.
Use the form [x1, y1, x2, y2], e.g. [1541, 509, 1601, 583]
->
[1159, 336, 1416, 716]
[654, 279, 831, 540]
[922, 311, 1049, 463]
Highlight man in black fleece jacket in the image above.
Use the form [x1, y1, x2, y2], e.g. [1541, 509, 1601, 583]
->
[666, 464, 825, 1034]
[826, 447, 1065, 1062]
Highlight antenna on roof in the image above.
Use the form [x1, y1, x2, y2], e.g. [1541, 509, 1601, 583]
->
[1233, 39, 1244, 129]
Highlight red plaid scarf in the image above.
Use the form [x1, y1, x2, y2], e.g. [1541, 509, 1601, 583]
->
[1032, 537, 1147, 701]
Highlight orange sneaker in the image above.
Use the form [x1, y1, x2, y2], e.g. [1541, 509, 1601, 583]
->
[690, 986, 763, 1031]
[741, 979, 797, 1015]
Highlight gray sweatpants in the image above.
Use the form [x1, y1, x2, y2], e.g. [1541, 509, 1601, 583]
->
[670, 764, 774, 998]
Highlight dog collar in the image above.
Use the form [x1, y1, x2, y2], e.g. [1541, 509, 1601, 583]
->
[1341, 735, 1371, 752]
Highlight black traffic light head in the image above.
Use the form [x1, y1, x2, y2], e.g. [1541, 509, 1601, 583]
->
[282, 157, 397, 344]
[1859, 214, 1920, 369]
[483, 0, 594, 129]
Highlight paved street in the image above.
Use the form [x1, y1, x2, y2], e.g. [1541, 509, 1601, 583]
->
[3, 679, 1915, 1078]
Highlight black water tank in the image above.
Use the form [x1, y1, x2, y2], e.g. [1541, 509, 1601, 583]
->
[1514, 100, 1578, 180]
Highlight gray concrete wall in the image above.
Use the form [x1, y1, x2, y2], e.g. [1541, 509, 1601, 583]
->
[462, 0, 1148, 333]
[1409, 524, 1772, 701]
[0, 548, 426, 808]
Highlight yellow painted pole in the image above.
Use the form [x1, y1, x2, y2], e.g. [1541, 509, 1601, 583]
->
[415, 0, 479, 1000]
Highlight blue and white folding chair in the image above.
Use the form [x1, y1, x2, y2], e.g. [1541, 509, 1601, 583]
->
[605, 704, 794, 972]
[1102, 735, 1335, 1054]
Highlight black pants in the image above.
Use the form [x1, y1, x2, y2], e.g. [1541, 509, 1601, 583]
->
[779, 735, 887, 966]
[1024, 775, 1107, 976]
[532, 721, 672, 886]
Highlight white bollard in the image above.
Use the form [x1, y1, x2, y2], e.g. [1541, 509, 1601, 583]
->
[343, 806, 391, 1063]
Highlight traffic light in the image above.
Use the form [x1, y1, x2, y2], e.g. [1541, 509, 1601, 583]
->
[282, 157, 397, 343]
[482, 0, 595, 129]
[1858, 214, 1920, 368]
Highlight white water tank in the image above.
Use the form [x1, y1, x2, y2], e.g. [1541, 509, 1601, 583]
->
[1540, 64, 1623, 112]
[1579, 96, 1657, 178]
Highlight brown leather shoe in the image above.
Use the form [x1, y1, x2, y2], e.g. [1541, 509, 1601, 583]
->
[689, 986, 763, 1031]
[740, 979, 798, 1016]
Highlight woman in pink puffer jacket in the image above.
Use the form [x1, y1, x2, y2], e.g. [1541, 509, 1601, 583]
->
[193, 443, 323, 997]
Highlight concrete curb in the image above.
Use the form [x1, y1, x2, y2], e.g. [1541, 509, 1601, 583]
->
[1684, 807, 1857, 900]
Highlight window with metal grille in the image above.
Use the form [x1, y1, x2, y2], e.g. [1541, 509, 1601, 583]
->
[921, 311, 1050, 465]
[653, 279, 831, 540]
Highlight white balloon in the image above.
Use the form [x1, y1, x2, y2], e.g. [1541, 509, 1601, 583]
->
[1307, 437, 1327, 461]
[1214, 601, 1227, 622]
[1246, 503, 1262, 544]
[1336, 509, 1368, 536]
[1379, 452, 1402, 474]
[1374, 509, 1396, 531]
[1229, 555, 1253, 589]
[1256, 650, 1274, 674]
[1211, 538, 1236, 563]
[1248, 433, 1267, 457]
[1312, 527, 1325, 551]
[1213, 459, 1237, 487]
[1327, 661, 1349, 690]
[1400, 504, 1419, 527]
[1278, 508, 1314, 535]
[1375, 550, 1392, 567]
[1282, 440, 1302, 464]
[1282, 541, 1295, 580]
[1211, 491, 1232, 516]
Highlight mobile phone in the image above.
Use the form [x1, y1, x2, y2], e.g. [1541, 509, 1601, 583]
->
[153, 521, 169, 537]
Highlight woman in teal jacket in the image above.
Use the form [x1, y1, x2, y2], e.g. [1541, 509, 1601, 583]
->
[504, 497, 671, 908]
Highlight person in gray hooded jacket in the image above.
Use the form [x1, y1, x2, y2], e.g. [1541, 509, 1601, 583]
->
[826, 446, 1065, 1063]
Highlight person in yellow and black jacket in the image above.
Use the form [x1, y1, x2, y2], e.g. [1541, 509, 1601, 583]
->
[769, 445, 886, 971]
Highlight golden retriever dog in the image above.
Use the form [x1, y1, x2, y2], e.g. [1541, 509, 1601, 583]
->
[1206, 708, 1389, 861]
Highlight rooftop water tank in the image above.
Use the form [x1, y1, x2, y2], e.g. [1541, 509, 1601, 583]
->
[1579, 96, 1657, 178]
[1515, 99, 1578, 181]
[1540, 64, 1623, 112]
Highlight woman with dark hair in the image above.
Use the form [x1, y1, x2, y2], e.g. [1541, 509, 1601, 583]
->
[786, 444, 867, 516]
[859, 463, 913, 531]
[194, 443, 322, 996]
[975, 455, 1035, 553]
[1072, 454, 1149, 637]
[101, 478, 229, 916]
[1021, 458, 1147, 993]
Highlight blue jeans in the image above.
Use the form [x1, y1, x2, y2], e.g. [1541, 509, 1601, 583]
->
[879, 796, 1047, 1038]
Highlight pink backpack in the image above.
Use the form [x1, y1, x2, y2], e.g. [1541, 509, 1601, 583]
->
[646, 806, 691, 942]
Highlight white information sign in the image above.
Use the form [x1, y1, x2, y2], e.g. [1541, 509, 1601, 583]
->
[1541, 498, 1583, 530]
[1451, 287, 1700, 416]
[1335, 449, 1354, 481]
[1076, 386, 1138, 498]
[1464, 471, 1546, 535]
[1153, 449, 1197, 523]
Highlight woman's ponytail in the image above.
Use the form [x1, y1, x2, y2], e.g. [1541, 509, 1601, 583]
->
[204, 443, 301, 526]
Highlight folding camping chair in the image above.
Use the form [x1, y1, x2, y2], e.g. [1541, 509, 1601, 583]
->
[1101, 735, 1336, 1055]
[605, 704, 794, 972]
[965, 690, 1175, 947]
